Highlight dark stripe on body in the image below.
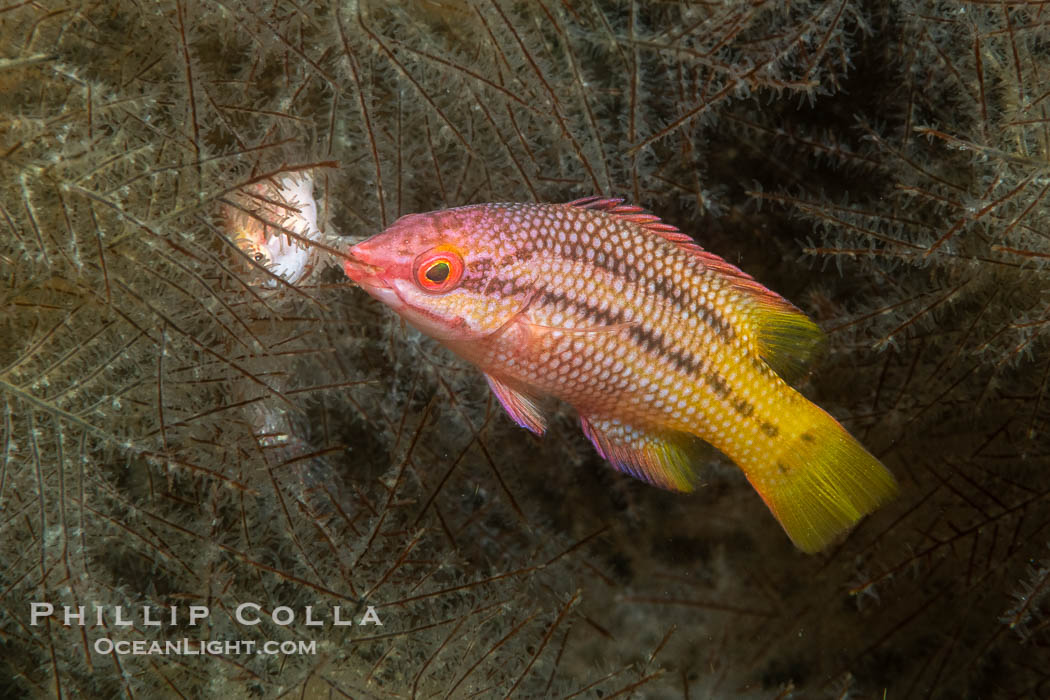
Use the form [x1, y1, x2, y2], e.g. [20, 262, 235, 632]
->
[482, 206, 783, 439]
[532, 288, 772, 428]
[465, 270, 777, 437]
[488, 207, 737, 339]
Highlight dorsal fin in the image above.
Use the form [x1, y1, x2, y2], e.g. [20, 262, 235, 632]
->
[568, 196, 694, 243]
[566, 196, 825, 382]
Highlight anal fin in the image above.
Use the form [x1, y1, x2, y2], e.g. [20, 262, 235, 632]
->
[580, 415, 701, 492]
[485, 374, 547, 435]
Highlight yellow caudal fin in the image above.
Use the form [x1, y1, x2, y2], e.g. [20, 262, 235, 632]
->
[749, 411, 898, 553]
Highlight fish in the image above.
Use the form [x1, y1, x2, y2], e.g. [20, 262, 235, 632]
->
[222, 174, 321, 286]
[342, 197, 897, 553]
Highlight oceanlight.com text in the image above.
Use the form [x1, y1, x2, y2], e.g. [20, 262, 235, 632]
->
[29, 601, 384, 627]
[93, 638, 317, 656]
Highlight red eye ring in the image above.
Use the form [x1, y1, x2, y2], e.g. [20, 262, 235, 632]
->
[414, 249, 464, 292]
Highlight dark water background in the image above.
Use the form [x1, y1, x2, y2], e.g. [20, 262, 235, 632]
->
[2, 2, 1048, 697]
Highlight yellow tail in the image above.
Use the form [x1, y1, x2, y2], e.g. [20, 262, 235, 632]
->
[747, 410, 898, 553]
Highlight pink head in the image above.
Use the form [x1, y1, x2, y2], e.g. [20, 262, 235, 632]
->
[344, 206, 527, 341]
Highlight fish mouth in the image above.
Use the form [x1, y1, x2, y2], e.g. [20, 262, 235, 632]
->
[343, 255, 389, 289]
[343, 252, 404, 309]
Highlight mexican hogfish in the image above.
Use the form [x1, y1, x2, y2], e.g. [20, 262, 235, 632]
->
[343, 198, 897, 552]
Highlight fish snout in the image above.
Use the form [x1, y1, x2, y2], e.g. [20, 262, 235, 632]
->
[343, 245, 389, 289]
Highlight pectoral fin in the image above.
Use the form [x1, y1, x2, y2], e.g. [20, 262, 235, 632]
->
[580, 415, 702, 492]
[485, 374, 547, 435]
[490, 305, 637, 359]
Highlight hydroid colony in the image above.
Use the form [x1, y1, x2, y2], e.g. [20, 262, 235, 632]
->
[1, 1, 1048, 697]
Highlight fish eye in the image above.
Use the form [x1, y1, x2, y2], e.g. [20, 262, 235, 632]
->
[425, 260, 450, 283]
[253, 252, 266, 263]
[414, 249, 464, 293]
